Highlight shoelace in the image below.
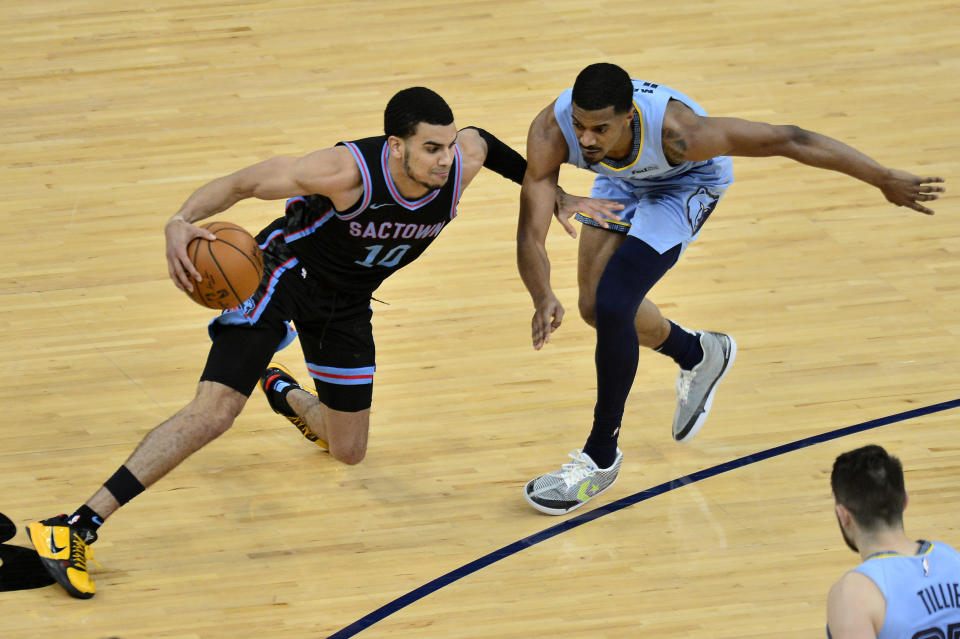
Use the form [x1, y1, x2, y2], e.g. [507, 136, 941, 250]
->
[69, 532, 100, 570]
[558, 450, 596, 486]
[676, 369, 696, 403]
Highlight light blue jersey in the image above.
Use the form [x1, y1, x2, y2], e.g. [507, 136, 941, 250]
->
[833, 541, 960, 639]
[555, 79, 734, 253]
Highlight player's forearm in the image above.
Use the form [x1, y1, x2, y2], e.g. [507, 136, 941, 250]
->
[170, 175, 247, 225]
[171, 157, 297, 225]
[780, 126, 890, 187]
[517, 229, 554, 302]
[517, 175, 561, 301]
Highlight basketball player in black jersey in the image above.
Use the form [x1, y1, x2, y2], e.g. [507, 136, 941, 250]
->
[25, 87, 621, 599]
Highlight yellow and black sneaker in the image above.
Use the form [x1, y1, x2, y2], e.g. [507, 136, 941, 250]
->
[26, 515, 98, 599]
[259, 362, 328, 450]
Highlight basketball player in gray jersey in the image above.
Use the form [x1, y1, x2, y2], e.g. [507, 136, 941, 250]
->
[519, 63, 945, 515]
[24, 87, 613, 599]
[827, 445, 960, 639]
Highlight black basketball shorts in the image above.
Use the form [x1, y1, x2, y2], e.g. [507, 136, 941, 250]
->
[200, 222, 376, 412]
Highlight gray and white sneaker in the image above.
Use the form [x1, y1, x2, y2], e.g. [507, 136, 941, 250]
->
[523, 449, 623, 515]
[672, 331, 737, 442]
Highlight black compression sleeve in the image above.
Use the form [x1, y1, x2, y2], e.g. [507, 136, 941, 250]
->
[464, 127, 527, 185]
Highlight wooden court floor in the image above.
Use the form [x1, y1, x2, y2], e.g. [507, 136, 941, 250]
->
[1, 1, 958, 637]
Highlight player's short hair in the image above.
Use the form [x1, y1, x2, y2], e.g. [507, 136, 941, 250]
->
[383, 87, 454, 139]
[831, 444, 907, 530]
[572, 63, 634, 114]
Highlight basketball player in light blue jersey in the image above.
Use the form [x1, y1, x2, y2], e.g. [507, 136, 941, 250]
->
[518, 63, 945, 515]
[827, 445, 960, 638]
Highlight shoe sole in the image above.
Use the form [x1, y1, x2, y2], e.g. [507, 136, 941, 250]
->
[674, 335, 738, 443]
[25, 524, 95, 599]
[522, 475, 619, 516]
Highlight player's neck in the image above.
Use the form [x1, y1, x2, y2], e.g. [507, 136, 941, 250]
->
[858, 529, 920, 561]
[606, 126, 635, 161]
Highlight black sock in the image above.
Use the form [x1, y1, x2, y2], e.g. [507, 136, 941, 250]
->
[67, 505, 104, 540]
[266, 375, 300, 415]
[583, 432, 619, 469]
[655, 321, 704, 371]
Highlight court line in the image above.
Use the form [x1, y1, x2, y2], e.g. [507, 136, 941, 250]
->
[327, 397, 960, 638]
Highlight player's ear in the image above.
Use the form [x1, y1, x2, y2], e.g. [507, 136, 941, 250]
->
[903, 491, 909, 511]
[387, 135, 405, 159]
[835, 503, 852, 526]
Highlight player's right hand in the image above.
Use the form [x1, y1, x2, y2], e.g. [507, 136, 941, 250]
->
[164, 215, 217, 293]
[877, 170, 945, 215]
[532, 294, 564, 350]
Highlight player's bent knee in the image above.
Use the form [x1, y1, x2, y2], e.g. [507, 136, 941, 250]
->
[578, 298, 597, 327]
[189, 381, 247, 438]
[330, 442, 366, 466]
[595, 292, 634, 326]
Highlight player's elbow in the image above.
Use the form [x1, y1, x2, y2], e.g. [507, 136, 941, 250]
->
[775, 125, 814, 154]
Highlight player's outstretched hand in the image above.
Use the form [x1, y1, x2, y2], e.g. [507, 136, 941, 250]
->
[879, 170, 945, 215]
[532, 294, 564, 350]
[554, 189, 625, 238]
[164, 216, 217, 293]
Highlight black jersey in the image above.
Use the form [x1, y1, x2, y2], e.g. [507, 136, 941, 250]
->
[276, 135, 463, 293]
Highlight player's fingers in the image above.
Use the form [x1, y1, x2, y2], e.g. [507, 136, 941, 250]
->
[177, 252, 203, 282]
[171, 260, 193, 292]
[167, 262, 186, 292]
[557, 215, 577, 238]
[592, 201, 623, 221]
[907, 201, 935, 215]
[580, 210, 609, 229]
[916, 176, 945, 185]
[551, 305, 564, 330]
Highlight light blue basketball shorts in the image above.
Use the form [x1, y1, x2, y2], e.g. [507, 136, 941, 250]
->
[574, 174, 731, 254]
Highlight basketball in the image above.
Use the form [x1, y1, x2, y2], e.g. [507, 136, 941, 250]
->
[184, 221, 264, 310]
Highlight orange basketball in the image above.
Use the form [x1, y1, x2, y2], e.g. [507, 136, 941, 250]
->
[185, 221, 264, 310]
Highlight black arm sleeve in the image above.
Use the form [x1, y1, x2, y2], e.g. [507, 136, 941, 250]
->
[463, 127, 527, 185]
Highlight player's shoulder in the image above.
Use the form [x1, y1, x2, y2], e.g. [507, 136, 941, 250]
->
[526, 100, 567, 163]
[455, 127, 485, 160]
[827, 570, 885, 639]
[828, 569, 883, 605]
[530, 99, 560, 136]
[293, 145, 363, 196]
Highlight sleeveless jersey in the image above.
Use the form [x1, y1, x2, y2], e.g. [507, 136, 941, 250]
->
[278, 135, 463, 293]
[554, 79, 734, 188]
[839, 541, 960, 639]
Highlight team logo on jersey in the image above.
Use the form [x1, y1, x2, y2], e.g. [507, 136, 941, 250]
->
[686, 186, 720, 234]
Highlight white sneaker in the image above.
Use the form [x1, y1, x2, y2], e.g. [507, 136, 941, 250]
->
[672, 331, 737, 442]
[523, 449, 623, 515]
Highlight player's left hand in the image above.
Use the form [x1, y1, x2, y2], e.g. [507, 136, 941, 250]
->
[879, 170, 945, 215]
[554, 188, 624, 238]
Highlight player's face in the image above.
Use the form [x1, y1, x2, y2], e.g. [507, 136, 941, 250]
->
[570, 104, 635, 164]
[401, 122, 459, 191]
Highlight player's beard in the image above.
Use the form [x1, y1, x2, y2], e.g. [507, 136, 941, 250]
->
[403, 151, 445, 192]
[835, 514, 859, 553]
